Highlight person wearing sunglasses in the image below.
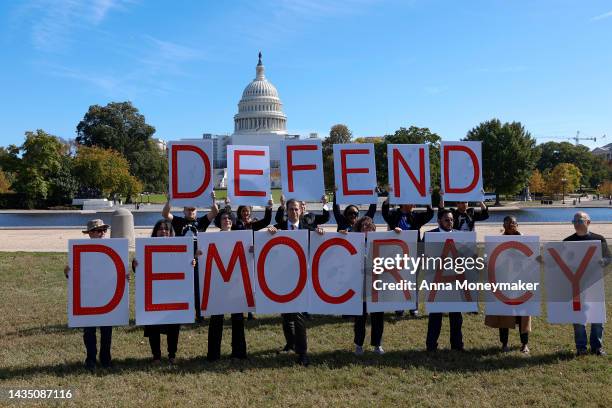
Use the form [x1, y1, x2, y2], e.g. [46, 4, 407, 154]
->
[64, 219, 119, 371]
[332, 187, 377, 232]
[438, 190, 489, 232]
[485, 216, 532, 354]
[563, 211, 610, 356]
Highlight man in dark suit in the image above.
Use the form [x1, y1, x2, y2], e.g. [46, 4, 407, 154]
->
[267, 198, 324, 366]
[275, 194, 330, 230]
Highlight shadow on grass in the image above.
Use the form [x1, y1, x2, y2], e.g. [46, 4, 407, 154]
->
[0, 347, 577, 380]
[4, 314, 428, 338]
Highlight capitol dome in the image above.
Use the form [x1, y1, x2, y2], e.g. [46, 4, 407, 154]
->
[234, 53, 287, 134]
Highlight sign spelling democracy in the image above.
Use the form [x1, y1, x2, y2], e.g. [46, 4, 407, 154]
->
[68, 237, 608, 327]
[166, 140, 485, 206]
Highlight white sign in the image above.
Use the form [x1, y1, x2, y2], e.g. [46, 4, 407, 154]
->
[308, 232, 364, 315]
[280, 139, 324, 201]
[387, 144, 431, 205]
[440, 141, 483, 202]
[423, 231, 478, 313]
[227, 145, 270, 206]
[168, 140, 214, 207]
[544, 241, 606, 324]
[484, 236, 541, 317]
[198, 231, 255, 315]
[68, 239, 130, 327]
[333, 143, 377, 205]
[254, 230, 310, 313]
[135, 237, 195, 325]
[366, 230, 419, 313]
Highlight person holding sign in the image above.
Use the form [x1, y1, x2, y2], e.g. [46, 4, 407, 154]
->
[64, 219, 117, 370]
[438, 190, 489, 232]
[333, 188, 377, 232]
[205, 207, 249, 361]
[563, 211, 610, 356]
[382, 185, 434, 317]
[424, 210, 465, 352]
[230, 199, 274, 232]
[229, 197, 273, 320]
[131, 219, 193, 364]
[275, 194, 330, 229]
[267, 198, 325, 366]
[162, 191, 218, 236]
[343, 216, 389, 356]
[484, 216, 532, 354]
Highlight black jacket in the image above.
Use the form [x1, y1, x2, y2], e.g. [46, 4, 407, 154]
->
[231, 207, 272, 231]
[275, 206, 330, 229]
[332, 193, 376, 232]
[382, 200, 434, 240]
[438, 206, 489, 231]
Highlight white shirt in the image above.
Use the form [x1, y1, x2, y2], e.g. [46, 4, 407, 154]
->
[289, 221, 300, 230]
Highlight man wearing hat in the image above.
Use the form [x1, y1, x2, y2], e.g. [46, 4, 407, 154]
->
[64, 218, 118, 370]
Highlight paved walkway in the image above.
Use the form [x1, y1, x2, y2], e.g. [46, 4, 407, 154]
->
[1, 223, 610, 252]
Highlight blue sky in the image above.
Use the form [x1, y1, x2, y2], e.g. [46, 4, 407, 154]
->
[1, 0, 611, 149]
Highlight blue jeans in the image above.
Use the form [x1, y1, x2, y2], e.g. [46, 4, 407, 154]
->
[573, 323, 604, 351]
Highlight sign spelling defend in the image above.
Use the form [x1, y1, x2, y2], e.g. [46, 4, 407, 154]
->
[440, 141, 483, 202]
[279, 139, 324, 201]
[227, 145, 271, 206]
[387, 144, 431, 205]
[333, 143, 378, 205]
[168, 140, 214, 207]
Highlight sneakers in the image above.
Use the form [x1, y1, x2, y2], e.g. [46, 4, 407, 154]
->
[84, 360, 96, 371]
[277, 344, 294, 354]
[593, 348, 607, 356]
[354, 345, 364, 356]
[374, 346, 385, 355]
[576, 349, 589, 356]
[409, 309, 419, 317]
[501, 344, 510, 353]
[520, 345, 530, 354]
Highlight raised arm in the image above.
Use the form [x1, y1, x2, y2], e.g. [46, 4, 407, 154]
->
[162, 199, 173, 221]
[206, 190, 219, 221]
[314, 194, 330, 225]
[252, 199, 274, 231]
[473, 201, 489, 221]
[333, 191, 345, 226]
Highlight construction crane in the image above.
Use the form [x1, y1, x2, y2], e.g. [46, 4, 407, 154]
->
[537, 131, 606, 146]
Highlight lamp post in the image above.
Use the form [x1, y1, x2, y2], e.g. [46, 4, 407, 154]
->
[561, 178, 567, 204]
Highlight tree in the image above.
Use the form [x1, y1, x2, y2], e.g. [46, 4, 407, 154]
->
[544, 163, 582, 196]
[374, 126, 442, 192]
[528, 169, 545, 194]
[464, 119, 539, 205]
[322, 124, 353, 189]
[536, 141, 609, 188]
[598, 180, 612, 197]
[11, 130, 77, 208]
[73, 146, 142, 199]
[0, 169, 11, 193]
[76, 101, 166, 192]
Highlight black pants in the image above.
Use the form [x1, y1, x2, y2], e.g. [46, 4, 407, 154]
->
[426, 312, 463, 350]
[500, 328, 529, 346]
[83, 326, 112, 365]
[146, 325, 180, 359]
[281, 313, 307, 354]
[354, 303, 384, 347]
[207, 313, 246, 361]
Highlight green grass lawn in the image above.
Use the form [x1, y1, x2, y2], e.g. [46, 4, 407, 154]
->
[0, 252, 610, 407]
